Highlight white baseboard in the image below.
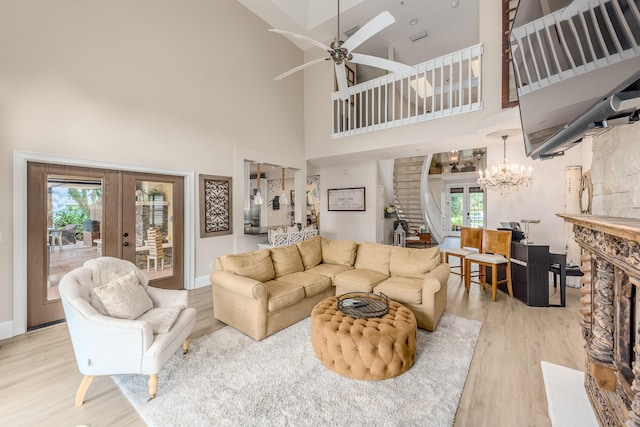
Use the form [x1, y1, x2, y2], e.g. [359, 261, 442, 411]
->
[0, 320, 15, 340]
[194, 275, 211, 289]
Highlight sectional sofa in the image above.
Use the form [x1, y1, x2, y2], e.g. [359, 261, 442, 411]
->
[209, 235, 450, 341]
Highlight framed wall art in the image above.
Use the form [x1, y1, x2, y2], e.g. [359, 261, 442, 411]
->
[327, 187, 365, 211]
[199, 174, 232, 237]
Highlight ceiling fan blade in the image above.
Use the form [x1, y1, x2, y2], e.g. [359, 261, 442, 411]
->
[269, 29, 332, 52]
[350, 53, 415, 76]
[335, 62, 349, 100]
[274, 57, 330, 80]
[342, 11, 395, 52]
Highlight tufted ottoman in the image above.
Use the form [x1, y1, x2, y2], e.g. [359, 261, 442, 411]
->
[310, 296, 417, 380]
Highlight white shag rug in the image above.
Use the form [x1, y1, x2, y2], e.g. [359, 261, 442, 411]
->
[541, 361, 598, 427]
[114, 313, 482, 427]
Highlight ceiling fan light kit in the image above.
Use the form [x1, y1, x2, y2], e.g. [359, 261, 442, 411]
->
[269, 0, 416, 100]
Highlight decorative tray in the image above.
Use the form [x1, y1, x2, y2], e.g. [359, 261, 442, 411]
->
[337, 292, 389, 319]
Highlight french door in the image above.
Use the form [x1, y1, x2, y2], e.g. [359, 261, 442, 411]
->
[446, 183, 485, 237]
[26, 163, 184, 329]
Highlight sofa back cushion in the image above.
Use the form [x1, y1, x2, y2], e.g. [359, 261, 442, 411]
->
[354, 242, 391, 276]
[296, 235, 323, 269]
[270, 245, 304, 277]
[321, 238, 357, 267]
[389, 246, 441, 279]
[223, 249, 275, 282]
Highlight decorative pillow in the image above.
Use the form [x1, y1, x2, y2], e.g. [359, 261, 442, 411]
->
[321, 238, 357, 267]
[137, 305, 184, 334]
[389, 246, 441, 279]
[224, 249, 275, 282]
[270, 245, 304, 277]
[296, 235, 323, 269]
[93, 271, 153, 319]
[354, 242, 392, 276]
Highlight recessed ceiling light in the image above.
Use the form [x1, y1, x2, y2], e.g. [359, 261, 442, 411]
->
[452, 1, 459, 8]
[409, 18, 419, 25]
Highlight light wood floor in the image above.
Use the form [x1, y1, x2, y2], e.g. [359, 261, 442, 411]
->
[0, 278, 585, 426]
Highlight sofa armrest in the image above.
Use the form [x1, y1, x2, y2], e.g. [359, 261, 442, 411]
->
[424, 262, 450, 289]
[210, 271, 267, 300]
[146, 287, 189, 308]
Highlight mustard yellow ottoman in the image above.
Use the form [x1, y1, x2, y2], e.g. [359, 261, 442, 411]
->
[310, 296, 417, 380]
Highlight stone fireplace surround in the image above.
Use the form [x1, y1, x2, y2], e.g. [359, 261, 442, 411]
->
[560, 214, 640, 426]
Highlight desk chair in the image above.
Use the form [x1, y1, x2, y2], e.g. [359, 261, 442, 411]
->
[464, 229, 513, 301]
[444, 227, 482, 281]
[549, 253, 584, 307]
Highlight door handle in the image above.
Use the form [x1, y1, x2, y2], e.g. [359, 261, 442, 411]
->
[123, 242, 129, 247]
[123, 232, 129, 237]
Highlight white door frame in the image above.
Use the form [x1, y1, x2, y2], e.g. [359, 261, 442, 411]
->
[13, 150, 195, 337]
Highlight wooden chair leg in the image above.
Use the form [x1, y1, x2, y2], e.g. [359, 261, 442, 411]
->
[506, 263, 514, 297]
[464, 259, 471, 293]
[183, 337, 191, 354]
[491, 264, 498, 301]
[75, 375, 94, 407]
[148, 374, 159, 401]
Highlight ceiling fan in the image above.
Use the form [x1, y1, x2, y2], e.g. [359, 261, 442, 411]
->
[269, 1, 415, 100]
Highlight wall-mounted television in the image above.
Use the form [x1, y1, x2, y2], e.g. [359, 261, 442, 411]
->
[511, 0, 640, 159]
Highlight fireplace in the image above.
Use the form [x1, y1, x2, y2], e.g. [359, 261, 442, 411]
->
[560, 214, 640, 426]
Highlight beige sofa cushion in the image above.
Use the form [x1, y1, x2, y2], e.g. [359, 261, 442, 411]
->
[354, 242, 391, 275]
[264, 280, 305, 312]
[270, 245, 304, 277]
[389, 246, 441, 279]
[321, 238, 357, 266]
[296, 235, 323, 269]
[276, 272, 332, 297]
[306, 264, 352, 285]
[334, 269, 388, 293]
[93, 271, 153, 320]
[374, 276, 423, 304]
[224, 249, 275, 282]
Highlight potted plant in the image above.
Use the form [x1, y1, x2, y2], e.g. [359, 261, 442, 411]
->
[384, 204, 398, 218]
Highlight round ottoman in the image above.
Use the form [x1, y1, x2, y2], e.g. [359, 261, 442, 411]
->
[310, 296, 417, 380]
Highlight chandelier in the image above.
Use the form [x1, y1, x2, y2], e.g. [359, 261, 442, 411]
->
[477, 133, 532, 197]
[279, 167, 288, 206]
[254, 163, 263, 205]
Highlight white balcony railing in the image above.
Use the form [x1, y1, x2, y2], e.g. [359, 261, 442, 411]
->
[332, 44, 484, 139]
[510, 0, 640, 96]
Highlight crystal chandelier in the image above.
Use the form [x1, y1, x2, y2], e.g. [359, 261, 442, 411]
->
[477, 134, 532, 197]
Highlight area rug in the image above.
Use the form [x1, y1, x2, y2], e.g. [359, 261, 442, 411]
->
[114, 312, 482, 427]
[541, 361, 598, 427]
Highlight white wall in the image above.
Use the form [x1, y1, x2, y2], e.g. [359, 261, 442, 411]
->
[312, 160, 379, 243]
[0, 0, 304, 329]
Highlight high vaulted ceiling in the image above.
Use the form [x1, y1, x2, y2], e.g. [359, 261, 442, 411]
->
[239, 0, 479, 81]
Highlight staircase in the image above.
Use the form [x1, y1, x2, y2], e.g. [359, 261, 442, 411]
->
[393, 157, 424, 234]
[392, 156, 445, 243]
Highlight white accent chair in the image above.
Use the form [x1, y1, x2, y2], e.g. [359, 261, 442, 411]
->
[59, 257, 196, 406]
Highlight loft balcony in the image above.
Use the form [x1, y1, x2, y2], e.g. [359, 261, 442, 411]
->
[331, 44, 484, 138]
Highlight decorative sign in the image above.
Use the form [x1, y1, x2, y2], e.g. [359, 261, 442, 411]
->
[200, 174, 232, 237]
[327, 187, 365, 211]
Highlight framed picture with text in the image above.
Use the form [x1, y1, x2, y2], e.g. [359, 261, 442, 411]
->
[327, 187, 365, 211]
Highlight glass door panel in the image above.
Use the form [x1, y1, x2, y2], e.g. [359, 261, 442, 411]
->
[447, 183, 486, 237]
[468, 186, 485, 228]
[122, 172, 184, 290]
[135, 180, 174, 281]
[449, 187, 464, 235]
[46, 175, 103, 301]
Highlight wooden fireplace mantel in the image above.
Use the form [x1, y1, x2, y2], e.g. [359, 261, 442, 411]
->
[558, 214, 640, 426]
